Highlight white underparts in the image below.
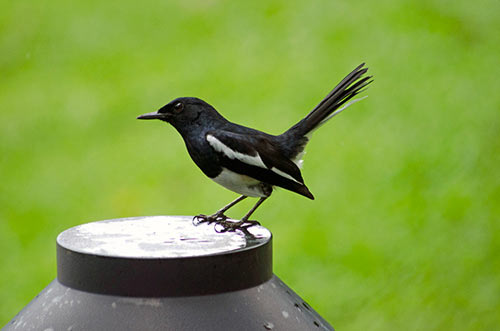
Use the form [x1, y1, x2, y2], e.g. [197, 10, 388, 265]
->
[211, 168, 268, 197]
[292, 151, 305, 169]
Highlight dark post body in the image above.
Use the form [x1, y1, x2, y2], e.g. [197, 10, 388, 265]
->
[5, 216, 333, 330]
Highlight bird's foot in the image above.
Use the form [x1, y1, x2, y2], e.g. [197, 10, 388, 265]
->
[193, 213, 228, 226]
[216, 219, 261, 233]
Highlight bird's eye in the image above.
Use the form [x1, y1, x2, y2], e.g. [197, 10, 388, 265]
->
[173, 102, 184, 113]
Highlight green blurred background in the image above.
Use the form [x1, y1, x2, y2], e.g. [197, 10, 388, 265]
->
[1, 0, 499, 329]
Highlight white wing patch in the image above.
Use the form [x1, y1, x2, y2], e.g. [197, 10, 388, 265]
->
[207, 133, 301, 184]
[206, 134, 267, 169]
[271, 167, 301, 183]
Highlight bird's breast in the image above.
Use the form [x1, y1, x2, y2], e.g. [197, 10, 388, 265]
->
[183, 135, 221, 178]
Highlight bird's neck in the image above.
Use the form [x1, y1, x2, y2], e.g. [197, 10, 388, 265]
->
[174, 117, 228, 141]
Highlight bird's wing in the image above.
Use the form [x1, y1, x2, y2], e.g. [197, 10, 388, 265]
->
[206, 130, 314, 199]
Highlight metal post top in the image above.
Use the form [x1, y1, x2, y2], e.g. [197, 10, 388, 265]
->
[56, 216, 273, 297]
[57, 216, 271, 258]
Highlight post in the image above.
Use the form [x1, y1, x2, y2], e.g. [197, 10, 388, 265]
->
[5, 216, 333, 330]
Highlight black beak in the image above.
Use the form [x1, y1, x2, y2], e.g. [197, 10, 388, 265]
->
[137, 111, 167, 120]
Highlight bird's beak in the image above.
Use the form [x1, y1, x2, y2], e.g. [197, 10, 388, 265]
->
[137, 111, 167, 120]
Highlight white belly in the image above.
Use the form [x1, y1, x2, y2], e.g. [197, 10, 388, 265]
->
[211, 167, 267, 197]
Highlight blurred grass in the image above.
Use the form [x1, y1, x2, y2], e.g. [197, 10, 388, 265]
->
[1, 0, 499, 329]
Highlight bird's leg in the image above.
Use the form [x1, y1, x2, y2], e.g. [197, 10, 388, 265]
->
[215, 195, 248, 216]
[240, 197, 267, 223]
[219, 197, 268, 232]
[193, 195, 247, 225]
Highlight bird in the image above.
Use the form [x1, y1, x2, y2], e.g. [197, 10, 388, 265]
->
[138, 63, 372, 231]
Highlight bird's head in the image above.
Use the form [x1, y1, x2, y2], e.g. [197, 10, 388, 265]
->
[137, 97, 222, 133]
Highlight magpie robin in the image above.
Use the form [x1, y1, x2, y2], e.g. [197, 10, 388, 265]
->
[138, 63, 372, 230]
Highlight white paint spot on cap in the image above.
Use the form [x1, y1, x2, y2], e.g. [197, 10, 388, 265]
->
[57, 216, 270, 259]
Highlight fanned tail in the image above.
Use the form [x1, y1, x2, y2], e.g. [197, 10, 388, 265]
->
[281, 63, 372, 161]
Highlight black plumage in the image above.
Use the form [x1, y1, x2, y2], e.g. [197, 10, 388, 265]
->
[138, 63, 372, 230]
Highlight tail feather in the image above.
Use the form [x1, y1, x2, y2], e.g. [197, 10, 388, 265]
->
[280, 63, 372, 160]
[288, 63, 371, 137]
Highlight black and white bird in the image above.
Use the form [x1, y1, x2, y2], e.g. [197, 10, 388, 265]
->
[138, 63, 372, 230]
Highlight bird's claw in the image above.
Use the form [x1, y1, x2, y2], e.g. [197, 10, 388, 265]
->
[215, 219, 261, 233]
[193, 214, 260, 233]
[192, 213, 228, 226]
